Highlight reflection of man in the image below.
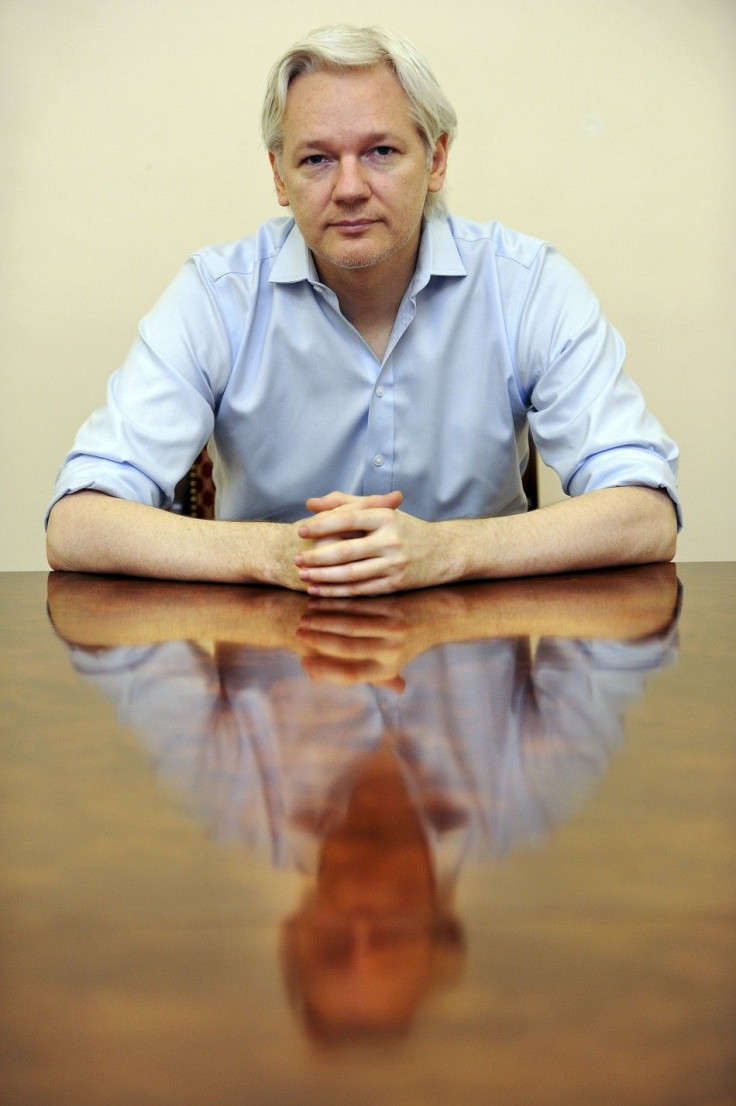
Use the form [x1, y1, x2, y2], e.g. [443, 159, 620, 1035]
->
[46, 25, 680, 595]
[48, 567, 679, 1039]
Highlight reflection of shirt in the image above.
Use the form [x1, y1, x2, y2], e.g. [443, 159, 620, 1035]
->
[68, 632, 678, 869]
[47, 216, 681, 526]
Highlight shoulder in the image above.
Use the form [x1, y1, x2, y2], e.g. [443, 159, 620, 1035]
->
[136, 218, 298, 368]
[444, 213, 590, 294]
[147, 217, 298, 330]
[448, 214, 601, 324]
[444, 214, 547, 271]
[442, 214, 591, 332]
[187, 217, 296, 283]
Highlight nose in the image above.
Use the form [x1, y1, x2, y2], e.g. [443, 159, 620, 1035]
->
[332, 156, 371, 203]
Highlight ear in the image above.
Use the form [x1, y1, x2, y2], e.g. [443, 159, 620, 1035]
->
[269, 151, 290, 208]
[427, 133, 449, 195]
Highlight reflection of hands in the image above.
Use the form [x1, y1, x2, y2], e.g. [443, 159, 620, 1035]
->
[296, 600, 415, 691]
[294, 490, 456, 596]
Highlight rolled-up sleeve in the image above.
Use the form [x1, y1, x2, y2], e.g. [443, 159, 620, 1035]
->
[517, 246, 681, 528]
[45, 257, 232, 524]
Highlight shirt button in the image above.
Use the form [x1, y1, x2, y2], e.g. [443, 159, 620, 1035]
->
[375, 385, 385, 397]
[373, 454, 385, 468]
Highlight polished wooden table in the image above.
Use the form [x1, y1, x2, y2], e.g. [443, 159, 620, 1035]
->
[1, 565, 733, 1105]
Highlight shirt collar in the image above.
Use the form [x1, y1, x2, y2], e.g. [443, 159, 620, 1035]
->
[269, 220, 316, 284]
[410, 215, 467, 294]
[268, 214, 467, 288]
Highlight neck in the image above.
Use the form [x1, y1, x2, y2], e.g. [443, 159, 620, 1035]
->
[314, 233, 421, 359]
[328, 263, 407, 319]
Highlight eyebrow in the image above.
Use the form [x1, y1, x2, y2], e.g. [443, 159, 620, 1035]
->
[292, 132, 406, 156]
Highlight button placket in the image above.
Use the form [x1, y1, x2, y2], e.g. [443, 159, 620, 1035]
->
[363, 359, 394, 494]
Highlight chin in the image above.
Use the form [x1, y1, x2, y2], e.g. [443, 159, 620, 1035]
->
[334, 254, 386, 271]
[323, 243, 398, 272]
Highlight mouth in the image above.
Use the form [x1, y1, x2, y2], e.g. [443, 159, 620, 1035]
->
[330, 219, 378, 234]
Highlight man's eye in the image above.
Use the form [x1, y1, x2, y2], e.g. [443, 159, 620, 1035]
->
[372, 146, 395, 157]
[302, 154, 327, 167]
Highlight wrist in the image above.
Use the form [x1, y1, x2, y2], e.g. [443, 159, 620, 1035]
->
[433, 518, 480, 584]
[256, 520, 309, 591]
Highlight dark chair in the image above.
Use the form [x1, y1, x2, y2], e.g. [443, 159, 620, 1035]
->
[522, 437, 539, 511]
[173, 447, 216, 519]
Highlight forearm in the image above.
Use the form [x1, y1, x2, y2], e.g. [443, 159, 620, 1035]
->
[46, 491, 306, 588]
[448, 486, 677, 581]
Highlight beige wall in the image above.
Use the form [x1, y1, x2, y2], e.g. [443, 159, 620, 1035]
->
[2, 0, 734, 570]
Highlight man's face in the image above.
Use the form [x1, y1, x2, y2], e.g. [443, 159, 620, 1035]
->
[269, 65, 448, 284]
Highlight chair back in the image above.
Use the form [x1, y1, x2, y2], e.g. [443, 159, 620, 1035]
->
[173, 447, 216, 519]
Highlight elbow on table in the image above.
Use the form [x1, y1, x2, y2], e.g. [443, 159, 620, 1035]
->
[643, 489, 679, 565]
[46, 499, 75, 571]
[655, 526, 678, 565]
[46, 493, 100, 572]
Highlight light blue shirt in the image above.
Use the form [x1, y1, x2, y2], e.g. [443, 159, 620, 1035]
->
[47, 215, 681, 526]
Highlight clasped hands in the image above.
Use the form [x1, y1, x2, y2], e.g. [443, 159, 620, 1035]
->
[292, 490, 450, 597]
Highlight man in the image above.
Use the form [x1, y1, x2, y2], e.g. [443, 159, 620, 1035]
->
[46, 25, 680, 596]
